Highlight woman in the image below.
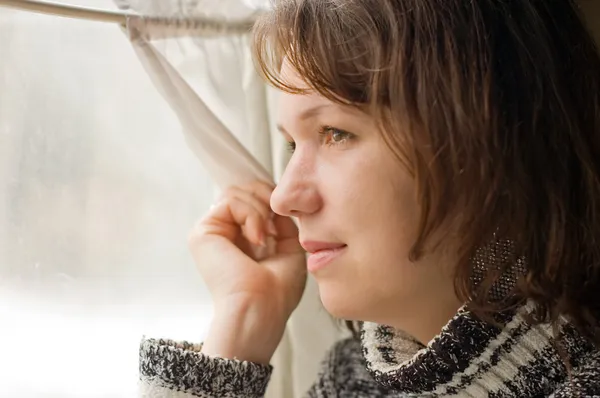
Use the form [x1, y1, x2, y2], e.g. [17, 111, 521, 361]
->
[138, 0, 600, 396]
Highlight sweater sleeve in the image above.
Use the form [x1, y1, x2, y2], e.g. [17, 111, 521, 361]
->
[138, 338, 273, 398]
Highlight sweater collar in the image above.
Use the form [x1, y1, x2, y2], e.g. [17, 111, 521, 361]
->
[360, 302, 592, 397]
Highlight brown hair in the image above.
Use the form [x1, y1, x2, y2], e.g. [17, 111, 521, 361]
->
[252, 0, 600, 344]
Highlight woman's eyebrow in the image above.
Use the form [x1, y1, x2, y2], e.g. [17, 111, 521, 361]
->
[275, 102, 365, 135]
[276, 104, 334, 134]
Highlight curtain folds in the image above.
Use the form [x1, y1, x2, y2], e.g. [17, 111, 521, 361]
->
[119, 6, 345, 396]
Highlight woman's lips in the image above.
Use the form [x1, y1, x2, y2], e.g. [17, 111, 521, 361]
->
[301, 241, 347, 273]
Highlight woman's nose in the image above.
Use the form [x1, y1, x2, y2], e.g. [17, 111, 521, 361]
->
[270, 156, 322, 217]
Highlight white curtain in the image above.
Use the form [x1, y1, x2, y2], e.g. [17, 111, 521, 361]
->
[0, 1, 344, 397]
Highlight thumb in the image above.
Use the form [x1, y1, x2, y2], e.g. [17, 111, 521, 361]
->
[272, 215, 304, 255]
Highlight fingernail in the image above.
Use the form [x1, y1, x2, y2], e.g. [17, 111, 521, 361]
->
[258, 231, 267, 247]
[267, 219, 278, 236]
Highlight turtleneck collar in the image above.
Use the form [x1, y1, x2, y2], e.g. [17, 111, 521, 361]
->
[360, 302, 593, 397]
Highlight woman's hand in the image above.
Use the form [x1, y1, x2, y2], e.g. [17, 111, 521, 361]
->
[188, 180, 306, 364]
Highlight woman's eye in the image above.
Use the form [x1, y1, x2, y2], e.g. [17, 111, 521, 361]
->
[331, 129, 347, 143]
[319, 126, 353, 147]
[286, 126, 353, 153]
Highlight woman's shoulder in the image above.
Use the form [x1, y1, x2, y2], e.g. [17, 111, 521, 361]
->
[308, 337, 395, 397]
[326, 336, 366, 371]
[551, 350, 600, 397]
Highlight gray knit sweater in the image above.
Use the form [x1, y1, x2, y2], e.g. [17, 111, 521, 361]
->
[138, 302, 600, 397]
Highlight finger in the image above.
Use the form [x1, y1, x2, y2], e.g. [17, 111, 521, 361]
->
[234, 183, 280, 237]
[200, 197, 264, 246]
[238, 182, 301, 246]
[244, 212, 265, 247]
[244, 180, 276, 207]
[225, 196, 267, 246]
[229, 186, 278, 239]
[219, 180, 274, 205]
[227, 186, 272, 223]
[210, 182, 277, 243]
[272, 215, 303, 254]
[273, 214, 299, 240]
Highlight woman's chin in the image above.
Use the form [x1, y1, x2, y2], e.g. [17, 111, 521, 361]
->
[317, 283, 365, 320]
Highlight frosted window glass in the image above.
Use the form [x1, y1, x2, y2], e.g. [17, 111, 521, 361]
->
[0, 10, 215, 397]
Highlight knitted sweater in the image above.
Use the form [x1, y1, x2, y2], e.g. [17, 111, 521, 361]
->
[138, 302, 600, 397]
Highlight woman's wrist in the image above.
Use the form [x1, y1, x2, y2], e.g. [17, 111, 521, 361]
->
[201, 296, 287, 365]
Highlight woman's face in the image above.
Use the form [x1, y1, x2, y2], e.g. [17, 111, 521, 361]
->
[271, 63, 460, 342]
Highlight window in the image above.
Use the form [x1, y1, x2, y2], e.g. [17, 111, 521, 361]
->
[0, 3, 216, 396]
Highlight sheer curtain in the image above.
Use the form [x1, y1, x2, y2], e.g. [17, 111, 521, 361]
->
[0, 1, 345, 397]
